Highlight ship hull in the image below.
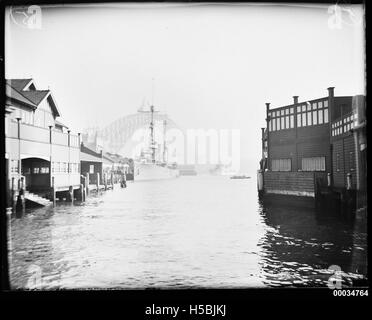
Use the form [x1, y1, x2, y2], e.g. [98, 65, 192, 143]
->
[134, 163, 179, 181]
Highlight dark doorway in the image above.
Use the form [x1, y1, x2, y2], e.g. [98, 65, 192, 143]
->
[22, 158, 51, 192]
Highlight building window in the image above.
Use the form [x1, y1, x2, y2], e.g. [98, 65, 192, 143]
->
[273, 119, 276, 131]
[290, 115, 294, 128]
[272, 159, 291, 171]
[336, 153, 340, 172]
[302, 113, 307, 126]
[297, 114, 302, 127]
[40, 167, 49, 174]
[312, 110, 318, 125]
[324, 108, 329, 123]
[318, 109, 323, 124]
[301, 157, 326, 171]
[349, 152, 355, 171]
[33, 167, 40, 174]
[11, 160, 19, 173]
[307, 112, 312, 126]
[281, 117, 285, 129]
[89, 165, 94, 174]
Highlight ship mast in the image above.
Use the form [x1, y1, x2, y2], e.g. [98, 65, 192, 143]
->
[150, 105, 155, 163]
[163, 119, 167, 163]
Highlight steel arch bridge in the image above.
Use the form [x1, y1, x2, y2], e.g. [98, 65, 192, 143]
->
[94, 112, 182, 155]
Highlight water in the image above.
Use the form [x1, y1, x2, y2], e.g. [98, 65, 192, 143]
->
[8, 176, 367, 289]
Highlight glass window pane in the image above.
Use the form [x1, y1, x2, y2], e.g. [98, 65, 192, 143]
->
[273, 119, 276, 131]
[302, 105, 306, 112]
[318, 109, 323, 124]
[281, 117, 285, 129]
[302, 113, 307, 126]
[297, 106, 301, 113]
[312, 111, 317, 125]
[297, 114, 301, 127]
[277, 118, 280, 130]
[324, 108, 329, 123]
[307, 112, 312, 125]
[285, 109, 289, 115]
[281, 110, 285, 116]
[318, 101, 323, 109]
[312, 103, 317, 110]
[307, 103, 311, 111]
[290, 115, 294, 128]
[285, 116, 289, 128]
[290, 107, 294, 114]
[324, 100, 328, 108]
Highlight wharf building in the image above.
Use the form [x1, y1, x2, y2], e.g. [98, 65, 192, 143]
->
[5, 79, 80, 208]
[259, 87, 366, 210]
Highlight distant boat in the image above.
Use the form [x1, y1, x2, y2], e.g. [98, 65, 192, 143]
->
[134, 105, 179, 181]
[230, 175, 251, 179]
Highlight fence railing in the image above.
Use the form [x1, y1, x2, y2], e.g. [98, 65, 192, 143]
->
[6, 120, 79, 148]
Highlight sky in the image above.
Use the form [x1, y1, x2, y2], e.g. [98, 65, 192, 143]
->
[5, 3, 365, 169]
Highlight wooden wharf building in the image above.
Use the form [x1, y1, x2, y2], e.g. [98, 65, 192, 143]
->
[258, 87, 366, 211]
[5, 79, 81, 209]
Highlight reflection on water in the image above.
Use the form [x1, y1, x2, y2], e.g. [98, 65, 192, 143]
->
[8, 176, 367, 289]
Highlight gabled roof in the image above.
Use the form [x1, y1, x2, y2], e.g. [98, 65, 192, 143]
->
[21, 90, 50, 106]
[5, 78, 61, 117]
[5, 83, 37, 108]
[6, 79, 33, 91]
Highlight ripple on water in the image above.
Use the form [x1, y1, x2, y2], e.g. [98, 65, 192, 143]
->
[8, 176, 368, 288]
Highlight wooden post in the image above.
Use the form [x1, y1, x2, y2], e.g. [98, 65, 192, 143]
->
[68, 186, 74, 203]
[346, 173, 352, 190]
[80, 184, 85, 202]
[16, 177, 25, 213]
[85, 173, 90, 196]
[327, 173, 332, 188]
[96, 172, 100, 191]
[51, 176, 56, 206]
[11, 177, 15, 213]
[104, 173, 107, 190]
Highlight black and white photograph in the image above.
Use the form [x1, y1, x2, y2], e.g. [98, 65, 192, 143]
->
[1, 1, 367, 297]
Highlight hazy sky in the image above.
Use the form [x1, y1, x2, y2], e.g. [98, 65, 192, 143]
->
[5, 3, 365, 167]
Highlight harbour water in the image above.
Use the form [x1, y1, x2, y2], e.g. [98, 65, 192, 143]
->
[8, 176, 367, 289]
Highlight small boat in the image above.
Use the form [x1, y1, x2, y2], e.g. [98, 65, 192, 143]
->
[230, 175, 251, 179]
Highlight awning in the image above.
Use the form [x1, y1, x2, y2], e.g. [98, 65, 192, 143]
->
[80, 151, 102, 163]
